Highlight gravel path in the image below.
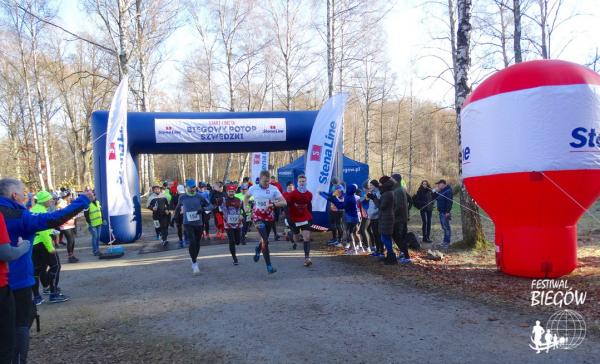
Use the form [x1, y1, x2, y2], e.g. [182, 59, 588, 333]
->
[30, 235, 600, 364]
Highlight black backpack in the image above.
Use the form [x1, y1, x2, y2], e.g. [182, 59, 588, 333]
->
[406, 232, 420, 250]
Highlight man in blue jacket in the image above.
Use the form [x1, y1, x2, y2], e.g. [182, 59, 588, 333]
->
[433, 179, 453, 249]
[0, 178, 92, 364]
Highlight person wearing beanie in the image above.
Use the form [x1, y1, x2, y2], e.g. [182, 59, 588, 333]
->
[31, 191, 69, 304]
[377, 176, 398, 265]
[390, 174, 411, 263]
[320, 183, 361, 254]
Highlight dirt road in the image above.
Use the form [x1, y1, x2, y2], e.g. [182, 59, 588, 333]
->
[30, 236, 599, 363]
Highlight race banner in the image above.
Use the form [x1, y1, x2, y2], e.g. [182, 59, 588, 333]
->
[250, 152, 269, 183]
[305, 93, 348, 212]
[154, 118, 286, 143]
[105, 76, 133, 217]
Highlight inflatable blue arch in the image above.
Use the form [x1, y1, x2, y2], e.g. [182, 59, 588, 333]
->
[92, 110, 320, 243]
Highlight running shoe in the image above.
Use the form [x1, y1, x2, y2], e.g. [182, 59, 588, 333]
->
[344, 243, 351, 249]
[162, 240, 169, 249]
[267, 265, 277, 274]
[253, 246, 261, 262]
[34, 296, 45, 306]
[233, 260, 239, 266]
[49, 293, 69, 303]
[192, 262, 200, 275]
[303, 258, 312, 267]
[68, 256, 79, 263]
[292, 243, 297, 250]
[399, 258, 412, 264]
[334, 242, 344, 248]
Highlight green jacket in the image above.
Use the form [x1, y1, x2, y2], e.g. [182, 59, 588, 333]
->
[31, 204, 55, 253]
[164, 190, 172, 203]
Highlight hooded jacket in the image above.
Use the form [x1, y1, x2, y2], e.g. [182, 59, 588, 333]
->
[392, 182, 409, 225]
[377, 179, 396, 235]
[362, 188, 381, 220]
[320, 184, 359, 224]
[0, 194, 90, 290]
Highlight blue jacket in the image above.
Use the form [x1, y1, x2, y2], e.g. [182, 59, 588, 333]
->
[435, 185, 453, 213]
[320, 184, 359, 224]
[0, 195, 90, 290]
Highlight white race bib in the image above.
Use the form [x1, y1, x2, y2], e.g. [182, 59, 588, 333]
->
[296, 220, 309, 227]
[186, 211, 200, 222]
[227, 214, 240, 224]
[256, 200, 269, 209]
[153, 220, 160, 228]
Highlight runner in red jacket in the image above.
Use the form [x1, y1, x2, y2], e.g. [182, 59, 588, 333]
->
[284, 175, 314, 267]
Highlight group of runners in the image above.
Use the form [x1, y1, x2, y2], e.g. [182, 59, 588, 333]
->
[171, 170, 314, 275]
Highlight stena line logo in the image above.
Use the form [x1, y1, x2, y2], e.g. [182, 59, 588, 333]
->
[158, 125, 181, 135]
[317, 120, 337, 184]
[570, 127, 599, 150]
[310, 145, 322, 161]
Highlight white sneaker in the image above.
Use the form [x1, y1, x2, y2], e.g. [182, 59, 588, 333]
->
[344, 243, 350, 249]
[192, 262, 200, 275]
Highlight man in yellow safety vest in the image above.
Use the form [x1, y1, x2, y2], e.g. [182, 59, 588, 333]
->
[84, 190, 103, 256]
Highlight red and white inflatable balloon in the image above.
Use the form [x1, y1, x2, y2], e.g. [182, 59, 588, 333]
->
[461, 60, 600, 278]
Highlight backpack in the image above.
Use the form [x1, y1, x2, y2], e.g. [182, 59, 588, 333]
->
[406, 232, 420, 250]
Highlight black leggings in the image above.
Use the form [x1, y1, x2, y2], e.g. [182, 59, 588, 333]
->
[62, 228, 76, 256]
[358, 220, 369, 248]
[368, 219, 382, 253]
[200, 212, 210, 234]
[225, 228, 240, 262]
[0, 286, 15, 364]
[184, 225, 203, 263]
[420, 209, 432, 241]
[32, 244, 61, 297]
[256, 221, 273, 266]
[157, 215, 169, 241]
[331, 211, 344, 241]
[176, 223, 183, 241]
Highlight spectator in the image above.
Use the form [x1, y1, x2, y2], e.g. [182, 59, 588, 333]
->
[364, 180, 383, 256]
[391, 174, 411, 263]
[83, 190, 103, 256]
[433, 179, 453, 249]
[320, 184, 361, 254]
[377, 176, 397, 265]
[412, 180, 434, 243]
[57, 192, 79, 263]
[0, 212, 30, 363]
[0, 178, 91, 364]
[327, 183, 345, 247]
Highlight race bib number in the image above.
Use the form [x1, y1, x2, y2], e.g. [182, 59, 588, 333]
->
[256, 200, 270, 209]
[227, 214, 240, 224]
[186, 211, 200, 222]
[153, 220, 160, 228]
[296, 220, 309, 227]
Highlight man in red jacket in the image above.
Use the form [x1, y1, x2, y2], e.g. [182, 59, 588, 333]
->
[284, 175, 314, 267]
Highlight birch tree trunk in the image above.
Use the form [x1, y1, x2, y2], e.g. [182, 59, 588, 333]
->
[513, 0, 522, 63]
[455, 0, 487, 248]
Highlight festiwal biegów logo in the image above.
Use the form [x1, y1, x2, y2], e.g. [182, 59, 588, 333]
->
[529, 310, 586, 353]
[528, 280, 588, 353]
